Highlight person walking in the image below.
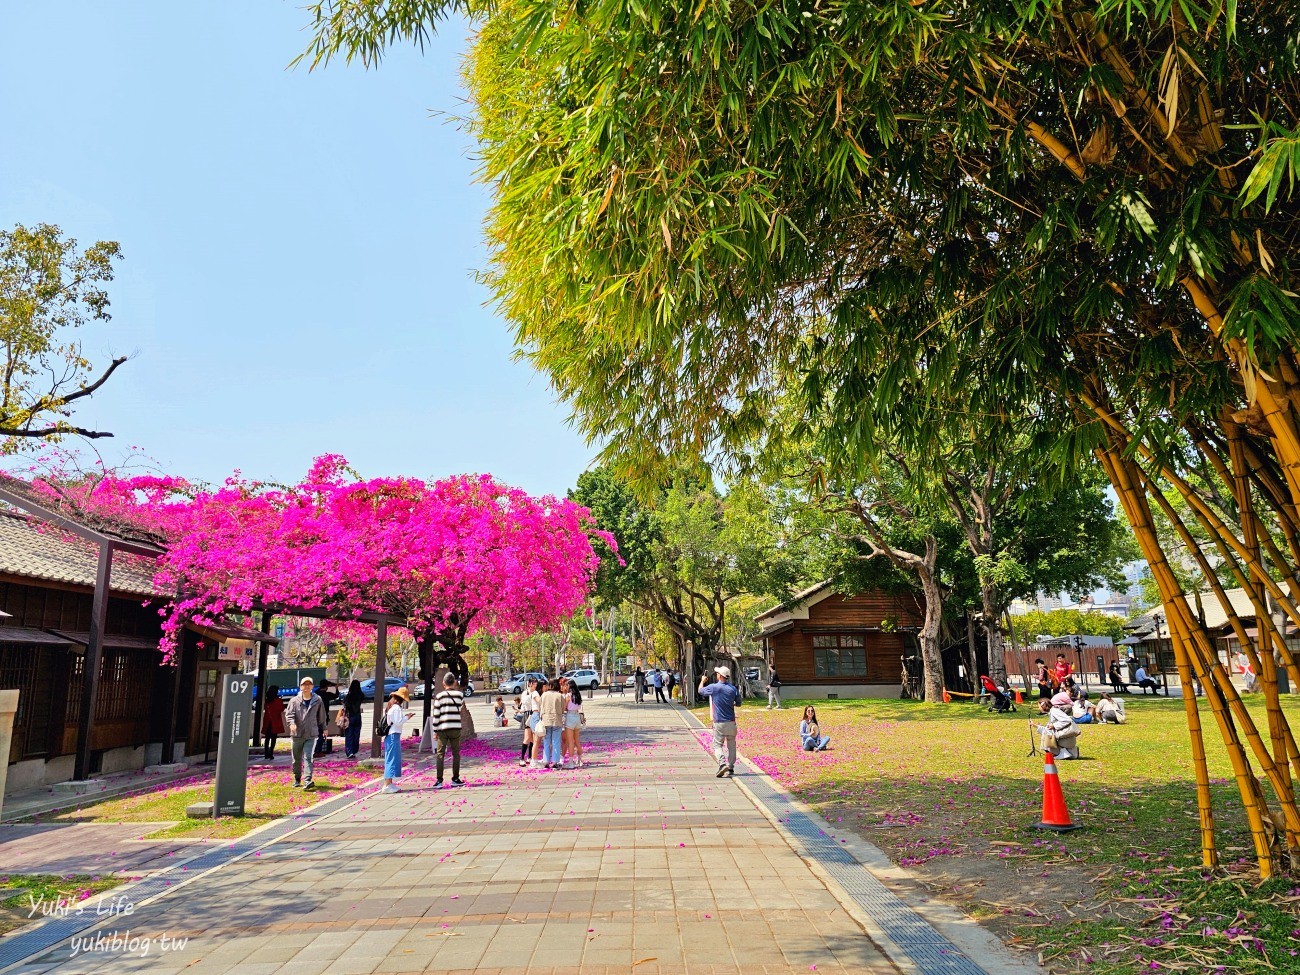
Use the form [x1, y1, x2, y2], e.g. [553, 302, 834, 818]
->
[381, 687, 411, 793]
[634, 665, 645, 704]
[285, 677, 327, 790]
[562, 680, 584, 768]
[261, 686, 286, 761]
[653, 669, 668, 703]
[342, 679, 364, 759]
[767, 667, 782, 709]
[538, 677, 566, 769]
[433, 672, 466, 787]
[699, 665, 741, 777]
[666, 670, 677, 700]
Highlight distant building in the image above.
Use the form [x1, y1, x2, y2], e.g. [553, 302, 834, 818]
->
[1009, 594, 1065, 615]
[757, 581, 925, 699]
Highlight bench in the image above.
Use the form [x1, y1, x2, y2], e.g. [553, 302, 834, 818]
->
[1134, 676, 1166, 695]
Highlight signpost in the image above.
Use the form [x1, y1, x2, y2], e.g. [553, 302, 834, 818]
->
[214, 673, 254, 817]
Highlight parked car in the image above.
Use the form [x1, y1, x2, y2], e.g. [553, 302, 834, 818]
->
[624, 674, 640, 688]
[499, 672, 547, 694]
[744, 666, 761, 682]
[412, 678, 475, 699]
[358, 677, 408, 701]
[563, 669, 601, 691]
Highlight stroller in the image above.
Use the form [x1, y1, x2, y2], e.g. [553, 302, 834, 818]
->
[980, 674, 1017, 713]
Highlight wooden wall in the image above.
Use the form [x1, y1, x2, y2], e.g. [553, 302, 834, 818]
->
[769, 590, 924, 684]
[0, 578, 166, 764]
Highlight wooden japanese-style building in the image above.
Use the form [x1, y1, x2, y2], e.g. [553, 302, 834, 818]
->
[757, 581, 926, 698]
[0, 501, 278, 796]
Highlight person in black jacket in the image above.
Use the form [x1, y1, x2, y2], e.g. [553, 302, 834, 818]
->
[767, 667, 783, 709]
[342, 680, 364, 758]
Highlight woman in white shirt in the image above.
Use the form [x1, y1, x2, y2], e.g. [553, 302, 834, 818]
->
[562, 680, 585, 768]
[382, 687, 411, 793]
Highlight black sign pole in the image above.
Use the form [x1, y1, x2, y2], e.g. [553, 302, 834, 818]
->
[213, 673, 254, 817]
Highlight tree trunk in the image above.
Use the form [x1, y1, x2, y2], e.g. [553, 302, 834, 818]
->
[965, 615, 979, 694]
[981, 583, 1009, 684]
[918, 560, 945, 703]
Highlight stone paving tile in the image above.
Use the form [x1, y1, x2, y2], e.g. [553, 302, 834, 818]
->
[1, 698, 902, 974]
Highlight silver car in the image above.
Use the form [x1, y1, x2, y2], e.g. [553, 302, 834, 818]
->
[499, 672, 547, 694]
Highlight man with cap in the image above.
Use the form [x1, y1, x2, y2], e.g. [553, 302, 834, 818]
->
[285, 677, 328, 790]
[699, 664, 742, 777]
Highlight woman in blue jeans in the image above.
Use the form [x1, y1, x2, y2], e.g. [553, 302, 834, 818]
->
[382, 687, 410, 793]
[538, 677, 566, 769]
[799, 706, 831, 751]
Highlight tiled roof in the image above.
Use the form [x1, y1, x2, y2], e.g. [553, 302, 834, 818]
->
[0, 511, 167, 598]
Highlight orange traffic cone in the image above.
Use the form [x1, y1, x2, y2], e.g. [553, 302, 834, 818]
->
[942, 688, 951, 703]
[1014, 688, 1024, 705]
[1033, 751, 1082, 832]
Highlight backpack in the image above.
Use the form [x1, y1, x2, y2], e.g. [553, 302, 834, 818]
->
[377, 707, 391, 737]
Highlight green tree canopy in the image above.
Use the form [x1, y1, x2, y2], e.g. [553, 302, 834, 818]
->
[0, 223, 127, 448]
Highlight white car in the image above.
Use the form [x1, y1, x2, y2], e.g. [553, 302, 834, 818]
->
[564, 669, 601, 691]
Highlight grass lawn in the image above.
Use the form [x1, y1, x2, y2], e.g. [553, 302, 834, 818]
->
[36, 750, 384, 841]
[0, 874, 124, 936]
[730, 695, 1300, 974]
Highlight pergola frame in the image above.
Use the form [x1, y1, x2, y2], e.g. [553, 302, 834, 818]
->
[0, 483, 165, 781]
[247, 603, 409, 759]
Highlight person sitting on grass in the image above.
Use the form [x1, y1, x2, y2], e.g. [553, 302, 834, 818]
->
[1097, 693, 1127, 724]
[1032, 692, 1082, 759]
[799, 706, 831, 751]
[1070, 692, 1098, 724]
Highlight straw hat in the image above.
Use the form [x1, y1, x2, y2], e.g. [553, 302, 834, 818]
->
[388, 686, 410, 703]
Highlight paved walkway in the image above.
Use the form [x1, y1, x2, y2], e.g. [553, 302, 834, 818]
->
[0, 823, 192, 876]
[0, 697, 1012, 975]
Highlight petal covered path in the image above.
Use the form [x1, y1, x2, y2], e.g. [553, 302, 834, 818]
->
[0, 697, 1006, 975]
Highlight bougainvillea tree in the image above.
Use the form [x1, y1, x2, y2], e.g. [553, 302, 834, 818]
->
[17, 456, 610, 683]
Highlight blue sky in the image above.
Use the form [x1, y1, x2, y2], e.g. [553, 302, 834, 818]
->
[0, 1, 594, 496]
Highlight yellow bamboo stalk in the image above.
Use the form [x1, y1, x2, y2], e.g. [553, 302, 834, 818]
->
[1088, 420, 1300, 831]
[1100, 447, 1250, 872]
[1141, 467, 1300, 849]
[1181, 277, 1300, 504]
[1082, 391, 1300, 634]
[1187, 429, 1300, 688]
[1227, 424, 1297, 785]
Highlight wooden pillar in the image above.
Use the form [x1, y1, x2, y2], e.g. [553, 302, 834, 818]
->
[372, 616, 387, 759]
[162, 634, 185, 764]
[252, 612, 272, 747]
[74, 541, 113, 782]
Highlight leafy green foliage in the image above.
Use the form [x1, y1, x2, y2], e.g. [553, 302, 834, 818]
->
[0, 223, 126, 447]
[1010, 608, 1128, 642]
